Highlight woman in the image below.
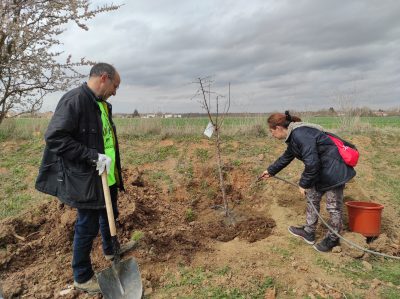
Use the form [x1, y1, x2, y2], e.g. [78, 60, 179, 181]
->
[260, 111, 356, 252]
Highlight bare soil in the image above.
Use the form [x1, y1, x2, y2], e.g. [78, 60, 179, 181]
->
[0, 165, 276, 298]
[1, 137, 400, 298]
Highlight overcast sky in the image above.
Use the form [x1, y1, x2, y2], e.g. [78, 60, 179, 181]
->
[43, 0, 400, 113]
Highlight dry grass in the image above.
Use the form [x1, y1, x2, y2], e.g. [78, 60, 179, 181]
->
[1, 116, 400, 141]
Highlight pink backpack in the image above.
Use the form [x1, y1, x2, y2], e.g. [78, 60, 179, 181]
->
[326, 133, 359, 167]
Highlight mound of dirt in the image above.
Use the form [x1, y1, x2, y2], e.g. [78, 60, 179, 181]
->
[368, 233, 390, 254]
[201, 215, 275, 243]
[340, 232, 367, 258]
[0, 168, 276, 298]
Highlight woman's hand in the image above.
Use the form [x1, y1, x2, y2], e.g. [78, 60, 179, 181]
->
[299, 186, 306, 196]
[258, 170, 271, 181]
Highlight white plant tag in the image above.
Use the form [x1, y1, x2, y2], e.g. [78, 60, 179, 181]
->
[203, 122, 214, 138]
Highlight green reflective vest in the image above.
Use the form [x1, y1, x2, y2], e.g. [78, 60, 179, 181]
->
[98, 101, 116, 186]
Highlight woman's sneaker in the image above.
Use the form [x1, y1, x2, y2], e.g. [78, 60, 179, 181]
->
[288, 226, 315, 245]
[313, 237, 339, 252]
[73, 275, 100, 294]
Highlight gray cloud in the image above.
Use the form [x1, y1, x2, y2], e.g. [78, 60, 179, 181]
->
[43, 0, 400, 113]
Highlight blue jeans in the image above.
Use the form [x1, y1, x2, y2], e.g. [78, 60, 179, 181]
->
[72, 184, 118, 283]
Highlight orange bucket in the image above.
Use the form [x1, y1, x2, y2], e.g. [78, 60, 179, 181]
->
[345, 201, 384, 237]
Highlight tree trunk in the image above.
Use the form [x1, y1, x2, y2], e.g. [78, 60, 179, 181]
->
[215, 129, 229, 217]
[0, 102, 6, 125]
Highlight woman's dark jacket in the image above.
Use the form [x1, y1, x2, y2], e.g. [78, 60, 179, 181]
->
[267, 123, 356, 192]
[35, 83, 124, 209]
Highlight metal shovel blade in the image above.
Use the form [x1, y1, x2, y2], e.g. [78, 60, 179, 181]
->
[97, 258, 142, 299]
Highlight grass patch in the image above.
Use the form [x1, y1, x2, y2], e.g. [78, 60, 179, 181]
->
[125, 145, 179, 165]
[0, 118, 48, 140]
[215, 265, 231, 276]
[195, 148, 210, 163]
[161, 266, 274, 299]
[237, 143, 271, 158]
[381, 286, 400, 299]
[176, 161, 194, 180]
[197, 173, 218, 200]
[363, 132, 400, 209]
[0, 139, 44, 219]
[148, 170, 172, 182]
[1, 194, 32, 219]
[206, 188, 217, 200]
[342, 259, 400, 287]
[314, 257, 336, 274]
[146, 170, 174, 193]
[131, 231, 144, 242]
[270, 246, 292, 258]
[232, 159, 243, 167]
[287, 236, 304, 248]
[184, 208, 196, 222]
[222, 142, 236, 154]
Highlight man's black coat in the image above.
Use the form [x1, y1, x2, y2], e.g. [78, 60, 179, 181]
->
[35, 83, 124, 209]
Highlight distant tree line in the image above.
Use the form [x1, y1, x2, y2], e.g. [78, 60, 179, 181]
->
[5, 107, 400, 119]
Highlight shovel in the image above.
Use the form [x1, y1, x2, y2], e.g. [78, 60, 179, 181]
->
[96, 172, 143, 299]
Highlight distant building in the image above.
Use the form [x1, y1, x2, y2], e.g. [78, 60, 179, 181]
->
[141, 114, 156, 118]
[141, 113, 182, 118]
[374, 111, 388, 117]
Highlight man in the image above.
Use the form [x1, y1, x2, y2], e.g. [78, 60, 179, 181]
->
[35, 63, 124, 294]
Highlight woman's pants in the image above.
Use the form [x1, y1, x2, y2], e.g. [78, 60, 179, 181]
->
[303, 185, 344, 241]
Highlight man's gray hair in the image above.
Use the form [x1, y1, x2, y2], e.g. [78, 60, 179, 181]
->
[89, 63, 116, 80]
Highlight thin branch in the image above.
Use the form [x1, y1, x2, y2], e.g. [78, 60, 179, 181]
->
[198, 77, 214, 126]
[218, 83, 231, 130]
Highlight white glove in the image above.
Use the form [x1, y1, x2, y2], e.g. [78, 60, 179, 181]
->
[96, 154, 112, 175]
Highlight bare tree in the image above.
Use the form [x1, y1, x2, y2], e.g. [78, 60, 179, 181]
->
[0, 0, 121, 124]
[333, 90, 362, 132]
[193, 77, 231, 217]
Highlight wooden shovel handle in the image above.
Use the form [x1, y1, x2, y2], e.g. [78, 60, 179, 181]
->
[101, 171, 117, 237]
